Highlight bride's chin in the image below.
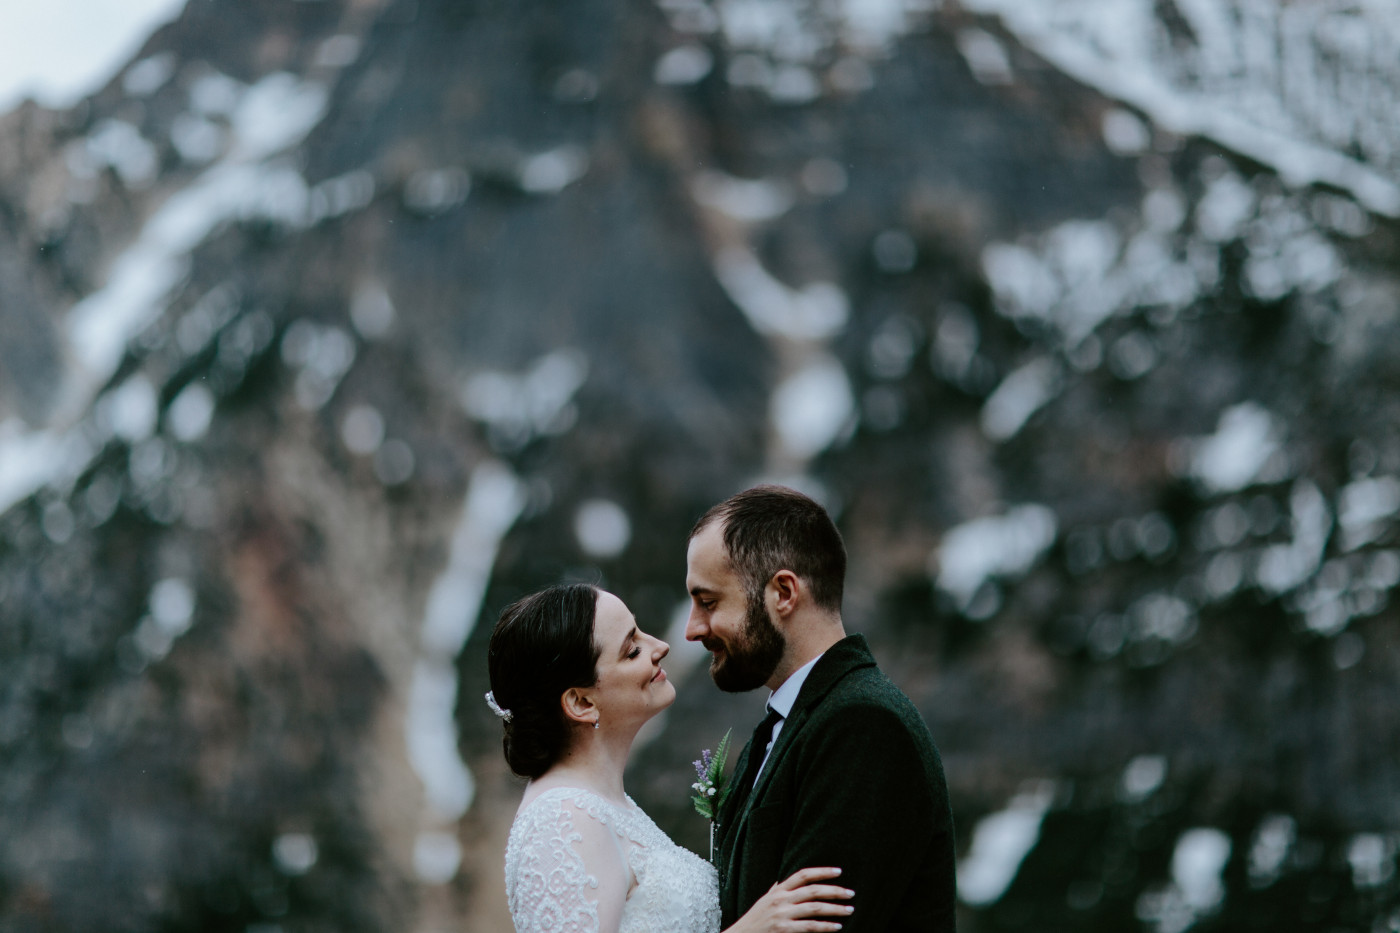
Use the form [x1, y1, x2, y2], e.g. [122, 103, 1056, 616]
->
[656, 681, 678, 709]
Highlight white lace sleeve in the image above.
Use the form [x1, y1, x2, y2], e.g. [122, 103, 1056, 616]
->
[505, 791, 632, 933]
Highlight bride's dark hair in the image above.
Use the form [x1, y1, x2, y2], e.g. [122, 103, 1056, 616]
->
[487, 583, 601, 779]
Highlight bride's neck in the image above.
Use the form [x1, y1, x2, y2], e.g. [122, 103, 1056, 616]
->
[538, 728, 635, 804]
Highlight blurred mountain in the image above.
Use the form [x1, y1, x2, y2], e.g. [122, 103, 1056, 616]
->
[1, 0, 1398, 931]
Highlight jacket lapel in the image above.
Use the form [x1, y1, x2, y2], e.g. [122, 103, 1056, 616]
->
[744, 635, 875, 807]
[716, 734, 756, 918]
[716, 739, 755, 854]
[720, 636, 878, 890]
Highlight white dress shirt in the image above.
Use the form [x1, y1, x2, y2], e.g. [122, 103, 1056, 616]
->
[753, 653, 823, 784]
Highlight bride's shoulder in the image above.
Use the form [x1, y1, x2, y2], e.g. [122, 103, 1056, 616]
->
[507, 786, 650, 864]
[514, 784, 633, 826]
[518, 783, 587, 808]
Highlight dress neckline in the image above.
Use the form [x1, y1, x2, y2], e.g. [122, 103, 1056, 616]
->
[521, 784, 637, 815]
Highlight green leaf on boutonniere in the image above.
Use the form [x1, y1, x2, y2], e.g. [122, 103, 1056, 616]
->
[689, 729, 733, 820]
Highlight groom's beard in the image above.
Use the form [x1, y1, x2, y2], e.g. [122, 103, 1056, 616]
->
[709, 591, 784, 692]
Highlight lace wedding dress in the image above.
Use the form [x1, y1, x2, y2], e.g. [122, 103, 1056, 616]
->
[505, 786, 721, 933]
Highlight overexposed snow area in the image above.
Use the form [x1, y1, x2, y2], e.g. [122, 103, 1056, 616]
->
[1136, 827, 1232, 933]
[408, 461, 527, 882]
[962, 0, 1400, 216]
[934, 504, 1058, 611]
[0, 0, 187, 113]
[957, 783, 1058, 906]
[653, 0, 942, 100]
[0, 70, 330, 516]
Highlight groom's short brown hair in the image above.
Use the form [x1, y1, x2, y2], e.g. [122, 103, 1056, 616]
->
[690, 484, 846, 614]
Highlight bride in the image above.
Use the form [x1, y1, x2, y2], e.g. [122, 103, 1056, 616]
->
[486, 583, 855, 933]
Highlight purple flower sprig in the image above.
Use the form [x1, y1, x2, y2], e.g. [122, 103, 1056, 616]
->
[690, 729, 733, 821]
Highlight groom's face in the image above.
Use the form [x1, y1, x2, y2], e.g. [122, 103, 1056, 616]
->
[685, 522, 785, 692]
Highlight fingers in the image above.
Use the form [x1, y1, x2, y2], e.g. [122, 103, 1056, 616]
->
[778, 866, 842, 889]
[766, 868, 855, 932]
[774, 886, 855, 929]
[792, 883, 854, 903]
[791, 898, 854, 916]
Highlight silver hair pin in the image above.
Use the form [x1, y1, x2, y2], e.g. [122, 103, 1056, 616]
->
[485, 691, 513, 723]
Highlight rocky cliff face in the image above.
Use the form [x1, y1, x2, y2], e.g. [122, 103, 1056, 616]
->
[1, 0, 1398, 930]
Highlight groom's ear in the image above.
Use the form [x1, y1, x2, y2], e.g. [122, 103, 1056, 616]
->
[768, 569, 802, 619]
[560, 687, 597, 727]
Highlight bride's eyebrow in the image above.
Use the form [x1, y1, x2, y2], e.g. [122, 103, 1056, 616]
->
[618, 626, 637, 659]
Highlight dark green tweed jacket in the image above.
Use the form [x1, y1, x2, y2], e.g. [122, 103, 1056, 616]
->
[715, 634, 956, 931]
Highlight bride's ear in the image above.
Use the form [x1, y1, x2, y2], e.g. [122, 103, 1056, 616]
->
[560, 687, 598, 728]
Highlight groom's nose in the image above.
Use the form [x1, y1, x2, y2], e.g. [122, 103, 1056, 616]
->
[684, 609, 706, 642]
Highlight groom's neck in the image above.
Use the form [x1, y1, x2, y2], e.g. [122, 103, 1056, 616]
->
[767, 612, 845, 691]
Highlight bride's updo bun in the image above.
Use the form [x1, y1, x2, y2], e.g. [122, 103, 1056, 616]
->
[486, 584, 601, 779]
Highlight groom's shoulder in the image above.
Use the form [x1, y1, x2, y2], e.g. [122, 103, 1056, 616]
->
[804, 668, 945, 790]
[818, 660, 927, 729]
[809, 635, 931, 726]
[841, 663, 921, 714]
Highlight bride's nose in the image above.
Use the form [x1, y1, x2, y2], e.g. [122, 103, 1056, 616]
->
[654, 639, 670, 661]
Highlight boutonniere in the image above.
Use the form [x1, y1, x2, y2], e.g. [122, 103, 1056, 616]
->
[690, 729, 733, 863]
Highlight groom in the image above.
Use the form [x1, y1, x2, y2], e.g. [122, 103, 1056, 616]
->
[686, 485, 956, 931]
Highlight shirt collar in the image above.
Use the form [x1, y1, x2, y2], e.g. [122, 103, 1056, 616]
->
[767, 653, 823, 719]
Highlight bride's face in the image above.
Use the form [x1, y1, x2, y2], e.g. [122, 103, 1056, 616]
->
[587, 591, 676, 729]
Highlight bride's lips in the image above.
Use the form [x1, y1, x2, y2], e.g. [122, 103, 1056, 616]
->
[651, 668, 667, 683]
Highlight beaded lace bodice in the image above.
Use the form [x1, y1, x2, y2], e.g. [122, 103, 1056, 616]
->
[504, 786, 721, 933]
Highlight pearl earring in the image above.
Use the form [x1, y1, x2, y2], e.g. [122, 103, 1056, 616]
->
[593, 720, 600, 730]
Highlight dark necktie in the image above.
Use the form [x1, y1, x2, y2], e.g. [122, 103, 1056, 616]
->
[738, 706, 783, 794]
